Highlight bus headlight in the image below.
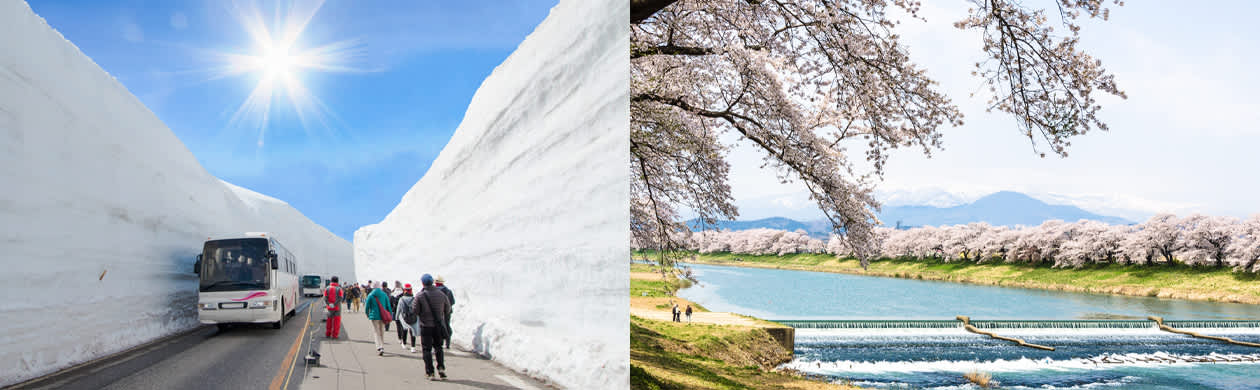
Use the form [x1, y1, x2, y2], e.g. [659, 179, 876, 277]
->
[250, 300, 272, 309]
[199, 303, 217, 310]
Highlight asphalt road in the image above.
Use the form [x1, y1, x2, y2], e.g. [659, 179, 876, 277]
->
[13, 297, 320, 390]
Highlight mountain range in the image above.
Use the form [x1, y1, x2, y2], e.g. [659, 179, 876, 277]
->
[689, 191, 1133, 238]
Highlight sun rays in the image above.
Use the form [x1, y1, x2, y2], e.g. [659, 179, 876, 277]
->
[210, 0, 367, 149]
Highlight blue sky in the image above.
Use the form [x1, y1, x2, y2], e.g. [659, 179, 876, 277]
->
[28, 0, 559, 239]
[724, 1, 1260, 222]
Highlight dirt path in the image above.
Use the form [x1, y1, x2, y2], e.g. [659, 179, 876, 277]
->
[630, 271, 662, 280]
[630, 307, 767, 327]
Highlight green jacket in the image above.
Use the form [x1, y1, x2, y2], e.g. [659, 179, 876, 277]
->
[364, 288, 392, 321]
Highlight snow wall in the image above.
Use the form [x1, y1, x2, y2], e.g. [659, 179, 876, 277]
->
[352, 0, 629, 388]
[0, 1, 354, 385]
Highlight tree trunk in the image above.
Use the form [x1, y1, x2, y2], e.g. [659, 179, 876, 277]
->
[631, 0, 678, 23]
[1159, 247, 1175, 264]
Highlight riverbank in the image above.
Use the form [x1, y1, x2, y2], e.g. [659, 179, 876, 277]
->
[629, 264, 851, 389]
[652, 251, 1260, 305]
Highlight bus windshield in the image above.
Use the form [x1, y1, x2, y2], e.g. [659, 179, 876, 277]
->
[200, 238, 270, 292]
[301, 275, 321, 288]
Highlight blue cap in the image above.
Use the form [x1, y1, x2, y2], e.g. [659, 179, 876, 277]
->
[421, 274, 434, 286]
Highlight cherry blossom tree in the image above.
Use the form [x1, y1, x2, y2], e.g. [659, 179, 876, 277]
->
[942, 223, 987, 260]
[631, 0, 1126, 268]
[690, 213, 1257, 274]
[1058, 220, 1100, 267]
[1227, 215, 1260, 272]
[1179, 214, 1238, 267]
[974, 225, 1015, 263]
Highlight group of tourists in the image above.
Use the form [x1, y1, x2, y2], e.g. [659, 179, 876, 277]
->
[322, 274, 456, 381]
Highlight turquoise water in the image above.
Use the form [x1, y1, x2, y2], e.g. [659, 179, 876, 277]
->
[675, 263, 1260, 389]
[676, 263, 1260, 320]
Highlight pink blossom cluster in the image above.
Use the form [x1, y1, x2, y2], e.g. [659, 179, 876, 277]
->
[656, 214, 1260, 272]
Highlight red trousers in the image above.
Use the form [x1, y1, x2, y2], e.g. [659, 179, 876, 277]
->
[326, 314, 342, 338]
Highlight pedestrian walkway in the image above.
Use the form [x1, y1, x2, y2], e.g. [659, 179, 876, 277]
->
[298, 310, 550, 390]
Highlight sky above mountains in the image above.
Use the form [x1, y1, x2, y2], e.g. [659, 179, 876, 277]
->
[28, 0, 559, 239]
[724, 1, 1260, 222]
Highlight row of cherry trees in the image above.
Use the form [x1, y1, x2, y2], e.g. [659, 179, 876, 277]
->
[658, 214, 1260, 272]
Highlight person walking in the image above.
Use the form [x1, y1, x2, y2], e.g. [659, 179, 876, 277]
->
[393, 284, 418, 353]
[346, 283, 360, 313]
[411, 274, 452, 380]
[364, 281, 393, 356]
[685, 305, 693, 323]
[355, 283, 365, 312]
[382, 282, 395, 332]
[388, 282, 404, 335]
[364, 281, 372, 312]
[342, 284, 349, 311]
[671, 303, 679, 322]
[435, 276, 455, 349]
[324, 276, 344, 338]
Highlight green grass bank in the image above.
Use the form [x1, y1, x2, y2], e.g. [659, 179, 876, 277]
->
[630, 263, 847, 389]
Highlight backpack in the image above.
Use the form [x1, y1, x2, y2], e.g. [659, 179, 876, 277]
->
[401, 296, 418, 325]
[325, 286, 342, 311]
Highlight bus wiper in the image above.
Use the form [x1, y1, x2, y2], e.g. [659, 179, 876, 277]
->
[201, 281, 251, 289]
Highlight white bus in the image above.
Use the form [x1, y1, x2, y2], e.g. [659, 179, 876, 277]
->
[194, 232, 299, 329]
[300, 274, 323, 297]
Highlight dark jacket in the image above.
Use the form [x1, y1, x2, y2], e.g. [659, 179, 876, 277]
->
[438, 284, 455, 306]
[410, 285, 451, 328]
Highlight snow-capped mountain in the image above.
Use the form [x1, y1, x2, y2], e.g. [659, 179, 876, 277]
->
[700, 191, 1134, 237]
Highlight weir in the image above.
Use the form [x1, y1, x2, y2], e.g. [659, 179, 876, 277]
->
[772, 320, 962, 329]
[1150, 316, 1260, 348]
[958, 316, 1056, 351]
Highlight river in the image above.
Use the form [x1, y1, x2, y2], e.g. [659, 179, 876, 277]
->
[676, 262, 1260, 390]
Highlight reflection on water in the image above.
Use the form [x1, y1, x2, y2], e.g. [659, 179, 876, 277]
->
[676, 263, 1260, 320]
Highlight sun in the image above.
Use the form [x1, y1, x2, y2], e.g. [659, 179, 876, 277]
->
[260, 47, 295, 78]
[209, 0, 366, 148]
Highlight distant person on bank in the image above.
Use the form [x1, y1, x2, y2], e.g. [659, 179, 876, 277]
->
[435, 275, 455, 349]
[411, 274, 452, 380]
[686, 305, 693, 322]
[364, 281, 394, 356]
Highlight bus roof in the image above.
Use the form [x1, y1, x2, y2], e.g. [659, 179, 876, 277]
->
[205, 232, 276, 241]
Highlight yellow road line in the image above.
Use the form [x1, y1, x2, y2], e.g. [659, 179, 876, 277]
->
[271, 303, 313, 390]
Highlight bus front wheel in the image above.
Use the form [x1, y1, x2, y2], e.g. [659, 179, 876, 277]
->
[272, 299, 285, 329]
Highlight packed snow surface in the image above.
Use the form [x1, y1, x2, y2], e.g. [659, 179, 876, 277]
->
[353, 0, 629, 388]
[0, 1, 353, 385]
